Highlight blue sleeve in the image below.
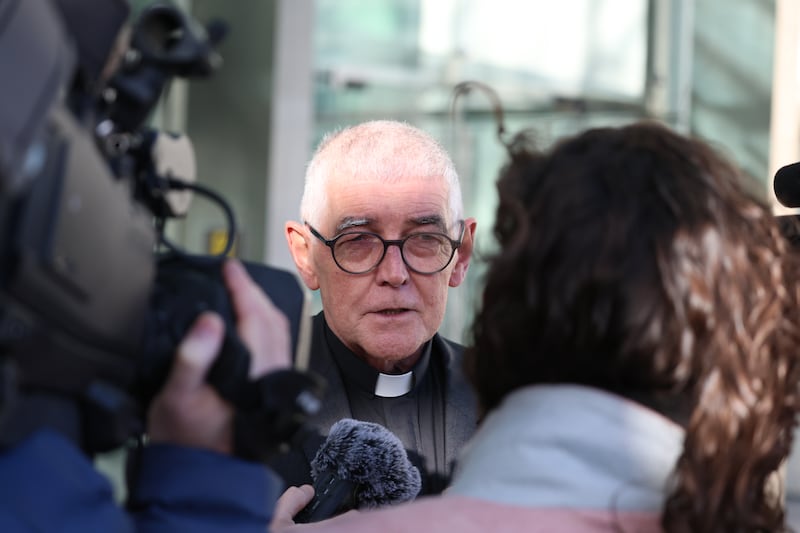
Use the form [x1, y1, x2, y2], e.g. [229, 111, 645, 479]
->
[128, 443, 285, 533]
[0, 430, 284, 533]
[0, 430, 133, 533]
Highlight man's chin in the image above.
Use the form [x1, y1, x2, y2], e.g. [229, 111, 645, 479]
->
[360, 338, 426, 372]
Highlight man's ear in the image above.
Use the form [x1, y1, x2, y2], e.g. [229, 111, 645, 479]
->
[286, 221, 320, 290]
[449, 217, 477, 288]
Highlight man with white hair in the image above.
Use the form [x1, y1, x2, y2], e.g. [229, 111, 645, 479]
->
[272, 120, 478, 497]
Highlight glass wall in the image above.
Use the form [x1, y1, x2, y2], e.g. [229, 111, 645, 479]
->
[691, 0, 774, 183]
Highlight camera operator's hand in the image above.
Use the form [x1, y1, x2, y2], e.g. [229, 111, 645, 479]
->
[146, 259, 292, 454]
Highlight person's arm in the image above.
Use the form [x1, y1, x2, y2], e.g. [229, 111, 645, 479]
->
[129, 259, 292, 532]
[130, 442, 284, 533]
[0, 429, 134, 533]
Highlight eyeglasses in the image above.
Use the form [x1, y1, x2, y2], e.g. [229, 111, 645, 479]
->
[307, 221, 465, 275]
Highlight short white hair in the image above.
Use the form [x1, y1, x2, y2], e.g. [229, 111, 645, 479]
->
[300, 120, 463, 228]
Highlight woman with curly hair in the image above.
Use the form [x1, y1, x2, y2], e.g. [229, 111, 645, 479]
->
[274, 121, 800, 532]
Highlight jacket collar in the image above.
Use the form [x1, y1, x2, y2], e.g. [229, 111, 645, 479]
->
[448, 384, 684, 511]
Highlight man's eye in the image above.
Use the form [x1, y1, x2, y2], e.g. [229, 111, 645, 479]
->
[339, 233, 376, 244]
[413, 234, 447, 245]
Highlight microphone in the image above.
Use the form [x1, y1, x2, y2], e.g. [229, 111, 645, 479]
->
[774, 162, 800, 208]
[294, 418, 422, 523]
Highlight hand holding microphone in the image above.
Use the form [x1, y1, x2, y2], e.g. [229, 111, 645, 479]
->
[288, 419, 422, 524]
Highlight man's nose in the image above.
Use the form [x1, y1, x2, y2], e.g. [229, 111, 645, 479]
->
[376, 243, 409, 286]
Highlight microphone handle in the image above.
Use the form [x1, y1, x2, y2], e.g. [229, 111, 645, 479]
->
[294, 470, 358, 523]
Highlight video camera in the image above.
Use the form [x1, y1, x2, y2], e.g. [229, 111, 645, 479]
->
[0, 0, 320, 458]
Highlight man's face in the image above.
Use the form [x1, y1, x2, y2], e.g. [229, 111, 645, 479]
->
[290, 174, 475, 372]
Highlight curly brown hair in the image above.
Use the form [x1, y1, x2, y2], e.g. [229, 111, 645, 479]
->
[465, 121, 800, 531]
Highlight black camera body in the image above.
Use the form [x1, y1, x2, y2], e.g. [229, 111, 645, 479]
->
[0, 0, 318, 456]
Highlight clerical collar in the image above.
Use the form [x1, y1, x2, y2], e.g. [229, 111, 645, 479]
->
[322, 315, 432, 398]
[374, 371, 415, 398]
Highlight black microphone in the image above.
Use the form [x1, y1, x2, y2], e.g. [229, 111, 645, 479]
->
[774, 162, 800, 208]
[294, 418, 422, 523]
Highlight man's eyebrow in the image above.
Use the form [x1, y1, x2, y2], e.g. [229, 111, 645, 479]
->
[413, 215, 447, 231]
[334, 215, 447, 233]
[335, 217, 371, 232]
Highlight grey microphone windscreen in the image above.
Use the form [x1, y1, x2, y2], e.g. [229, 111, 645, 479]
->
[311, 418, 422, 508]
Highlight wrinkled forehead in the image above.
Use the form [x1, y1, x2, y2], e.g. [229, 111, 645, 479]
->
[323, 170, 452, 228]
[328, 165, 450, 187]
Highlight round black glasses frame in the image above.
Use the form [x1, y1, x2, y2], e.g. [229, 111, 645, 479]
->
[306, 221, 465, 275]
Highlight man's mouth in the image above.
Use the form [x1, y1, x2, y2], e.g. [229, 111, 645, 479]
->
[377, 308, 409, 315]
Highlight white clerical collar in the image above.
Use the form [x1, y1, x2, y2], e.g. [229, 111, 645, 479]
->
[375, 371, 414, 398]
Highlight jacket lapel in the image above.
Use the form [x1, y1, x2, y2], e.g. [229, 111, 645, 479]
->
[300, 313, 354, 461]
[434, 335, 479, 471]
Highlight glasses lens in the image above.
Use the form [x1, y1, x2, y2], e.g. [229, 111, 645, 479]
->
[333, 233, 384, 273]
[404, 233, 454, 273]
